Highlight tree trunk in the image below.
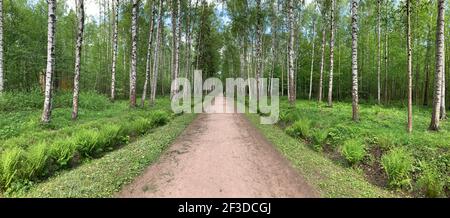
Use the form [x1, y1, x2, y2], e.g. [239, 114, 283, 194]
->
[384, 14, 388, 104]
[377, 0, 381, 104]
[141, 2, 156, 107]
[72, 0, 85, 120]
[423, 19, 432, 106]
[441, 45, 446, 119]
[406, 0, 413, 133]
[151, 0, 164, 105]
[327, 0, 335, 107]
[318, 26, 326, 102]
[111, 0, 119, 101]
[351, 0, 359, 121]
[170, 0, 180, 99]
[287, 0, 295, 104]
[0, 0, 3, 93]
[256, 0, 263, 103]
[269, 0, 277, 97]
[41, 0, 57, 123]
[429, 0, 445, 131]
[130, 0, 139, 107]
[309, 19, 316, 100]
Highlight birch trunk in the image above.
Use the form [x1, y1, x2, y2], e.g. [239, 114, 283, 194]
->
[151, 0, 164, 105]
[130, 0, 139, 107]
[256, 0, 262, 103]
[406, 0, 413, 133]
[269, 0, 277, 97]
[327, 0, 335, 107]
[287, 0, 295, 104]
[0, 0, 3, 93]
[377, 0, 381, 104]
[309, 19, 316, 100]
[170, 0, 180, 99]
[72, 0, 85, 120]
[351, 0, 359, 121]
[141, 2, 156, 107]
[111, 0, 119, 101]
[441, 46, 446, 119]
[429, 0, 445, 131]
[41, 0, 57, 123]
[318, 27, 326, 102]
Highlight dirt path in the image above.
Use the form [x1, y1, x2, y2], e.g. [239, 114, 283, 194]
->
[118, 96, 318, 198]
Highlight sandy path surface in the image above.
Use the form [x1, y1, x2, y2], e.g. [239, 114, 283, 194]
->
[118, 96, 318, 198]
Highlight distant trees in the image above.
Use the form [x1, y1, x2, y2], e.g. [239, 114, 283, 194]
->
[41, 0, 57, 123]
[72, 0, 85, 120]
[141, 1, 156, 107]
[150, 0, 164, 105]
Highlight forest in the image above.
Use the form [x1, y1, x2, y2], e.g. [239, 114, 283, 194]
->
[0, 0, 449, 198]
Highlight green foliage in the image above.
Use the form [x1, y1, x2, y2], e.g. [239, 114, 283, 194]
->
[285, 119, 311, 140]
[340, 140, 366, 165]
[0, 147, 25, 188]
[49, 139, 77, 168]
[311, 130, 328, 151]
[24, 143, 49, 178]
[417, 162, 445, 197]
[381, 147, 414, 189]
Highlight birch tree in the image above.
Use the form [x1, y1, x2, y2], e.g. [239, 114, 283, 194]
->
[150, 0, 164, 105]
[429, 0, 445, 131]
[309, 17, 316, 100]
[170, 0, 180, 99]
[130, 0, 139, 107]
[0, 0, 3, 93]
[256, 0, 263, 103]
[318, 10, 326, 102]
[406, 0, 413, 133]
[377, 0, 381, 104]
[287, 0, 295, 104]
[72, 0, 85, 120]
[141, 1, 156, 107]
[327, 0, 335, 107]
[111, 0, 119, 101]
[351, 0, 359, 121]
[41, 0, 57, 123]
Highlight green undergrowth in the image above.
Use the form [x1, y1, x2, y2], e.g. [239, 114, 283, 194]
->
[247, 112, 396, 198]
[8, 113, 195, 198]
[276, 99, 449, 197]
[0, 92, 175, 193]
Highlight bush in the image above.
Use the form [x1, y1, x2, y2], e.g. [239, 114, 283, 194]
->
[73, 130, 101, 158]
[285, 119, 311, 139]
[24, 143, 50, 178]
[0, 89, 43, 111]
[417, 162, 444, 197]
[381, 147, 414, 189]
[0, 147, 25, 189]
[150, 110, 170, 127]
[49, 139, 77, 167]
[311, 130, 328, 151]
[340, 139, 366, 165]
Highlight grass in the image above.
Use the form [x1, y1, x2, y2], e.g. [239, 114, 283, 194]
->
[271, 98, 450, 197]
[246, 113, 397, 198]
[8, 113, 196, 198]
[0, 91, 176, 194]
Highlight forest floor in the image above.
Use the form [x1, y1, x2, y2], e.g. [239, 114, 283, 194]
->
[118, 96, 318, 197]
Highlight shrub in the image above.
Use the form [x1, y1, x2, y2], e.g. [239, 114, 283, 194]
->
[417, 162, 444, 197]
[381, 147, 414, 189]
[311, 130, 328, 151]
[24, 143, 50, 178]
[150, 110, 170, 127]
[340, 139, 366, 165]
[0, 147, 25, 188]
[73, 130, 101, 158]
[285, 119, 311, 140]
[98, 125, 122, 149]
[49, 139, 77, 167]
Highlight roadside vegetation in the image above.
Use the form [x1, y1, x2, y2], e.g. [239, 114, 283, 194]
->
[0, 91, 176, 195]
[270, 99, 449, 198]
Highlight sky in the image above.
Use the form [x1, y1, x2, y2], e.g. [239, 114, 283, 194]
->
[67, 0, 315, 21]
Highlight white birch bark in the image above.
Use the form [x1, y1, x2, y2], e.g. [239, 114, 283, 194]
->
[72, 0, 85, 120]
[141, 2, 156, 107]
[130, 0, 139, 107]
[111, 0, 119, 101]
